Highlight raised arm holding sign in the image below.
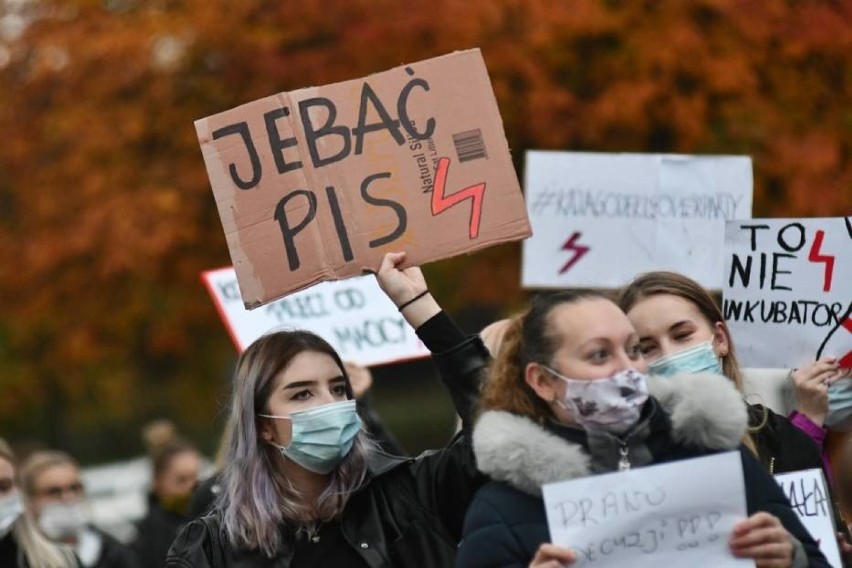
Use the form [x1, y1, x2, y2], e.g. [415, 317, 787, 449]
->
[195, 49, 530, 309]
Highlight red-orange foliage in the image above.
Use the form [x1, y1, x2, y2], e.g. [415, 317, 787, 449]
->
[0, 0, 849, 458]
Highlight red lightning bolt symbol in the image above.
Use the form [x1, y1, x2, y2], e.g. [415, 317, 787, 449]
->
[807, 230, 835, 292]
[559, 232, 590, 274]
[431, 157, 486, 239]
[840, 317, 852, 369]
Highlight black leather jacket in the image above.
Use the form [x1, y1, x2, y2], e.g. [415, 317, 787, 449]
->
[166, 330, 488, 568]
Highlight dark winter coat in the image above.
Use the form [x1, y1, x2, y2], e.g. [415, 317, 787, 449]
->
[0, 529, 79, 567]
[165, 333, 489, 568]
[132, 494, 188, 568]
[458, 372, 829, 568]
[89, 526, 138, 568]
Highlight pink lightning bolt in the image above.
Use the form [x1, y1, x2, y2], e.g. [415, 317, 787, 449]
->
[559, 232, 590, 274]
[807, 230, 835, 292]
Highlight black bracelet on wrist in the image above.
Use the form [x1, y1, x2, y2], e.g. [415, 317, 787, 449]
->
[398, 290, 429, 312]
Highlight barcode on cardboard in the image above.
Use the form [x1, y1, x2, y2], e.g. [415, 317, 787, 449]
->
[452, 129, 487, 163]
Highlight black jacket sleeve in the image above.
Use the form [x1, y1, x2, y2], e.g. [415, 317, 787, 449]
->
[408, 326, 491, 542]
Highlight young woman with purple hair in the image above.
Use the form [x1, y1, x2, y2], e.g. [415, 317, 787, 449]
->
[166, 252, 487, 567]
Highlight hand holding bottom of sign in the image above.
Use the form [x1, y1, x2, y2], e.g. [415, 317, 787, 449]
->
[729, 512, 794, 567]
[375, 252, 440, 329]
[791, 357, 842, 427]
[528, 543, 575, 568]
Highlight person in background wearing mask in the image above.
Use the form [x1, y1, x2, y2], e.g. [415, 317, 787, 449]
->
[619, 270, 852, 558]
[457, 290, 826, 568]
[132, 421, 201, 568]
[20, 451, 137, 568]
[619, 271, 842, 475]
[0, 438, 79, 567]
[166, 251, 486, 567]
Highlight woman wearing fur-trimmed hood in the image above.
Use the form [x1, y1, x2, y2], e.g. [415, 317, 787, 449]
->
[457, 290, 827, 568]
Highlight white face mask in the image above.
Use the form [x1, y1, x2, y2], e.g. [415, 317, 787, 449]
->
[543, 366, 650, 435]
[0, 492, 24, 538]
[38, 502, 88, 540]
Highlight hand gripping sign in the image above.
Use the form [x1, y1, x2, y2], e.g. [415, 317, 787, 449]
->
[195, 49, 531, 309]
[542, 452, 750, 568]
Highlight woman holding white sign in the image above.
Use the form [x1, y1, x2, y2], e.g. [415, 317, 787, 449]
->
[457, 290, 826, 567]
[165, 252, 487, 568]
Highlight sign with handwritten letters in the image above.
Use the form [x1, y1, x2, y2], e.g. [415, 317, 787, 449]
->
[775, 469, 842, 567]
[723, 217, 852, 369]
[542, 451, 750, 567]
[201, 267, 429, 366]
[521, 151, 752, 289]
[196, 48, 530, 309]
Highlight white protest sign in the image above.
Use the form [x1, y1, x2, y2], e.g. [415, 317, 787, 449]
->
[522, 151, 752, 289]
[542, 451, 749, 567]
[723, 217, 852, 369]
[201, 267, 429, 366]
[775, 469, 842, 567]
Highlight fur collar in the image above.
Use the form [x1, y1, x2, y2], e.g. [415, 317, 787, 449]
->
[472, 372, 747, 496]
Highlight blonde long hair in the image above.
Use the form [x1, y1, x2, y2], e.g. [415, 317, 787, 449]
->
[0, 439, 77, 568]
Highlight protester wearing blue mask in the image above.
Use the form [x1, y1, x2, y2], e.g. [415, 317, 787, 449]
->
[167, 252, 488, 568]
[457, 290, 826, 568]
[619, 271, 852, 558]
[619, 271, 843, 476]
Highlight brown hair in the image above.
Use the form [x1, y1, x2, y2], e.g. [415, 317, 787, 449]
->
[618, 271, 764, 450]
[141, 420, 198, 481]
[618, 271, 744, 390]
[480, 290, 609, 424]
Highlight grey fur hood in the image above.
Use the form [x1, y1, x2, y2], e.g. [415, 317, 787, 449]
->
[472, 372, 748, 496]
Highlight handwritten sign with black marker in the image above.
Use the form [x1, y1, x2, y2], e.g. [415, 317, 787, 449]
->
[723, 217, 852, 369]
[542, 451, 749, 567]
[202, 267, 429, 366]
[775, 469, 842, 567]
[196, 49, 530, 309]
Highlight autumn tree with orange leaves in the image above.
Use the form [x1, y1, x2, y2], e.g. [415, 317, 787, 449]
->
[0, 0, 849, 460]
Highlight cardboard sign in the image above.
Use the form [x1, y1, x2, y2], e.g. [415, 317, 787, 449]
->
[775, 469, 842, 567]
[196, 49, 530, 308]
[723, 217, 852, 369]
[201, 267, 430, 366]
[542, 451, 749, 567]
[522, 151, 752, 289]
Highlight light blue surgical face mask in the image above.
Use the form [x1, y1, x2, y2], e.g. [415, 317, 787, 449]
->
[647, 341, 723, 377]
[826, 372, 852, 431]
[259, 400, 362, 475]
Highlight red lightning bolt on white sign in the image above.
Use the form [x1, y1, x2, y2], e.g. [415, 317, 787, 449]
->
[559, 232, 590, 275]
[807, 230, 835, 292]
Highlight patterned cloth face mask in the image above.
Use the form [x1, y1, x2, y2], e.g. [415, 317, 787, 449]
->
[0, 491, 24, 538]
[259, 399, 363, 475]
[647, 341, 723, 377]
[543, 366, 650, 435]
